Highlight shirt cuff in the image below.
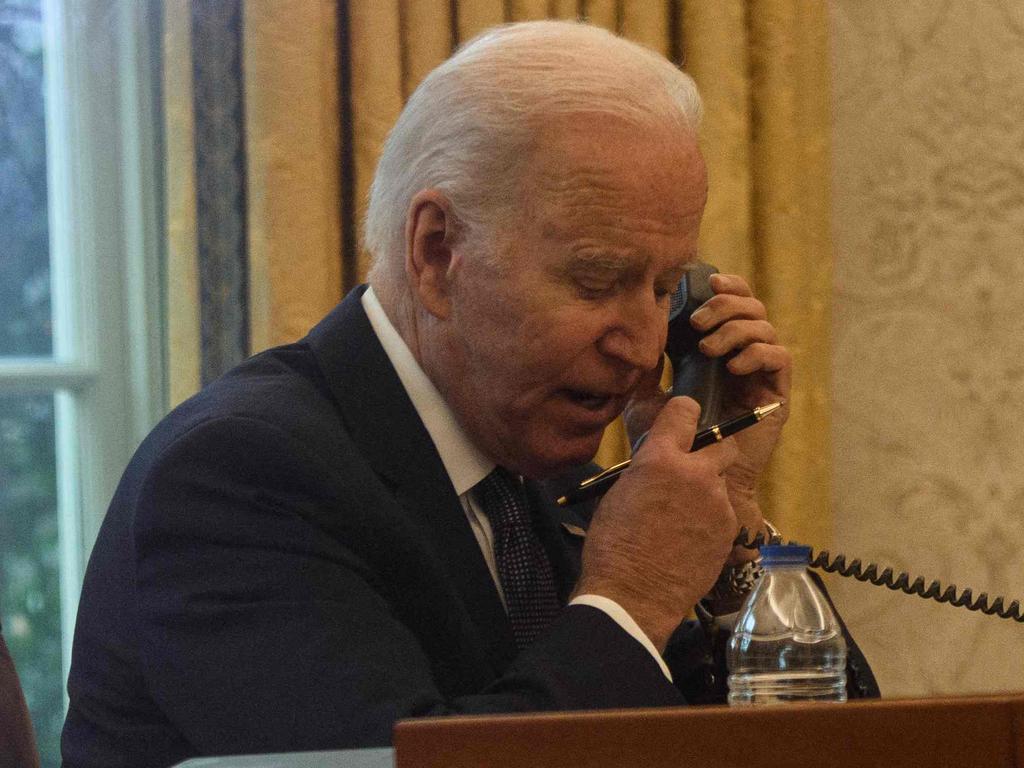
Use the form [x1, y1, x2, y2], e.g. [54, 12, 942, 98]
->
[569, 594, 673, 682]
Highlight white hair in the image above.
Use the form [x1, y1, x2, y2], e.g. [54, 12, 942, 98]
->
[364, 20, 703, 313]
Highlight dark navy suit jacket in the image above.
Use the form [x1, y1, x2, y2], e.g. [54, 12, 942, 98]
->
[62, 286, 876, 767]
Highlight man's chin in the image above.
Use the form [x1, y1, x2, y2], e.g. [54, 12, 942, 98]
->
[517, 431, 606, 479]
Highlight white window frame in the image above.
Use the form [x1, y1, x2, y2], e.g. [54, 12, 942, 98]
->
[0, 0, 165, 687]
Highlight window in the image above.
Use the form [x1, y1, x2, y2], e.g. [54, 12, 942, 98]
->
[0, 1, 164, 765]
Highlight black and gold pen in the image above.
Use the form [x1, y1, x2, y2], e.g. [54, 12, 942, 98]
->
[555, 401, 784, 507]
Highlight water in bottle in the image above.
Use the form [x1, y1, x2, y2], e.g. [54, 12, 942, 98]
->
[727, 544, 847, 705]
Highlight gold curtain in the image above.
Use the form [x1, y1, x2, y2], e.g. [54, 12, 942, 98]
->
[243, 0, 343, 353]
[162, 0, 343, 405]
[163, 0, 201, 407]
[166, 0, 832, 544]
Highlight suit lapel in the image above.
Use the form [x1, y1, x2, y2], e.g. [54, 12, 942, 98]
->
[305, 288, 518, 673]
[305, 289, 608, 673]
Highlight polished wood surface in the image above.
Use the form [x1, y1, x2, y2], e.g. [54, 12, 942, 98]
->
[394, 694, 1024, 768]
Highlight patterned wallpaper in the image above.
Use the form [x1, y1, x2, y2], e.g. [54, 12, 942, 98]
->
[830, 1, 1024, 697]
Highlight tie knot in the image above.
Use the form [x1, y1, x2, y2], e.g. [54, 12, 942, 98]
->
[476, 467, 531, 531]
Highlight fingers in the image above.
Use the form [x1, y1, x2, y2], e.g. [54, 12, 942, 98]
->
[698, 319, 777, 357]
[642, 396, 740, 469]
[689, 273, 790, 377]
[689, 292, 767, 331]
[727, 342, 793, 376]
[700, 434, 740, 474]
[708, 271, 754, 297]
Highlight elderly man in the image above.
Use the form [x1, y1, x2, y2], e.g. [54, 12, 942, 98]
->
[63, 20, 875, 768]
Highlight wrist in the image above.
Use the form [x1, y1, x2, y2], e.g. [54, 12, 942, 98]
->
[573, 577, 681, 653]
[727, 488, 760, 518]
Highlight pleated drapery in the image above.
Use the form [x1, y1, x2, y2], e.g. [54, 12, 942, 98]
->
[164, 0, 342, 399]
[164, 0, 833, 545]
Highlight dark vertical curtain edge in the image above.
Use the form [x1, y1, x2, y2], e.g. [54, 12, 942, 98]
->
[336, 0, 358, 292]
[147, 0, 170, 410]
[669, 0, 682, 67]
[191, 0, 249, 383]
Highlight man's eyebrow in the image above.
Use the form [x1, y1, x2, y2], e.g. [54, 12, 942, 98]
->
[565, 250, 636, 272]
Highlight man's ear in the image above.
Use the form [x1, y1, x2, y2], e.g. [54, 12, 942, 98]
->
[405, 189, 460, 320]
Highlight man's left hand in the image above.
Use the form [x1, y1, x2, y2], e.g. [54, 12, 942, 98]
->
[624, 272, 792, 563]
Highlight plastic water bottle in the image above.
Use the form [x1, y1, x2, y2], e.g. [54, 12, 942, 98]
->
[727, 544, 847, 705]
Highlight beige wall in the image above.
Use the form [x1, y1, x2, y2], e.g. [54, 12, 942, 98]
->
[830, 1, 1024, 697]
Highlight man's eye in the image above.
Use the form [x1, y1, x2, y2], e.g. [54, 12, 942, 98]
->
[574, 277, 617, 298]
[577, 285, 613, 300]
[655, 284, 679, 301]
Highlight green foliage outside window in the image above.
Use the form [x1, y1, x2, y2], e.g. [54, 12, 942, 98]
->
[0, 396, 61, 767]
[0, 0, 51, 356]
[1, 1, 64, 766]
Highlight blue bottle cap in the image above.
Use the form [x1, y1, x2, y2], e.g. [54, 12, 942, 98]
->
[760, 544, 811, 567]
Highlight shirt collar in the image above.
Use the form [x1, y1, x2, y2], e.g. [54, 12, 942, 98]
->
[361, 286, 494, 496]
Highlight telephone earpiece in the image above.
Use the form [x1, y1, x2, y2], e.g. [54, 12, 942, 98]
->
[666, 262, 728, 430]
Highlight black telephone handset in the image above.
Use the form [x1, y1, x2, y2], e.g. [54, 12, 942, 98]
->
[666, 262, 728, 430]
[666, 263, 1024, 625]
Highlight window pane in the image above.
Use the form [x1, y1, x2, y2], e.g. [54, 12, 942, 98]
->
[0, 393, 61, 767]
[0, 0, 52, 357]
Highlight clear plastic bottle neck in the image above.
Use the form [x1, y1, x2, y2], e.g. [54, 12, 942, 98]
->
[758, 544, 812, 571]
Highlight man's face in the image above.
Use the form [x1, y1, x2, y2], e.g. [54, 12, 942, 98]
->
[425, 118, 708, 478]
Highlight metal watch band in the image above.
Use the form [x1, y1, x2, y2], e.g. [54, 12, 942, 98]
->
[700, 520, 780, 616]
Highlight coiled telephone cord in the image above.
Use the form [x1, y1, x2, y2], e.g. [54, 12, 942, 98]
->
[735, 528, 1024, 624]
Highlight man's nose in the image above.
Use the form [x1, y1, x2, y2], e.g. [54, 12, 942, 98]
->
[596, 294, 666, 371]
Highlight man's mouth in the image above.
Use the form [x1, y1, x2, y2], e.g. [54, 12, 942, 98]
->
[564, 389, 616, 412]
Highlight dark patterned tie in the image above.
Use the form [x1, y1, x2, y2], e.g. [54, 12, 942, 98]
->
[475, 467, 561, 650]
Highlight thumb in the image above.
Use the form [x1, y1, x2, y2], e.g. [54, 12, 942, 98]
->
[644, 395, 701, 452]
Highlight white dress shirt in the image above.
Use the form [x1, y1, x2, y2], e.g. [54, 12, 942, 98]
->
[361, 287, 671, 681]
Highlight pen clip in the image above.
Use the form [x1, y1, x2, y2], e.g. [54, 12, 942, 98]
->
[577, 458, 631, 491]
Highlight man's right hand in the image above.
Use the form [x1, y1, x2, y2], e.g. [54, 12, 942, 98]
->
[573, 396, 740, 652]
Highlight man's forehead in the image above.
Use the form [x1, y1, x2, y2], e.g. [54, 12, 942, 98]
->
[528, 119, 705, 196]
[563, 248, 698, 277]
[538, 112, 700, 156]
[531, 147, 707, 232]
